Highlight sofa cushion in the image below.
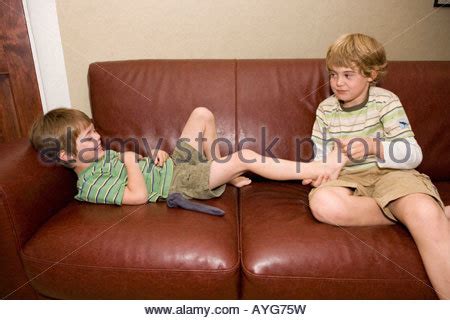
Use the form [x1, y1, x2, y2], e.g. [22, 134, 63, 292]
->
[240, 181, 439, 299]
[379, 61, 450, 181]
[21, 188, 239, 299]
[236, 59, 329, 162]
[88, 60, 237, 156]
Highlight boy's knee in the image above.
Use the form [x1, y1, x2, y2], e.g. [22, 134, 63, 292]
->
[310, 189, 350, 225]
[239, 149, 257, 160]
[231, 149, 257, 170]
[395, 194, 445, 230]
[193, 107, 214, 120]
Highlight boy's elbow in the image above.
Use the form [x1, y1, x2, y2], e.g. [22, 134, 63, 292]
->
[407, 142, 423, 169]
[136, 191, 149, 204]
[411, 151, 423, 168]
[123, 188, 149, 205]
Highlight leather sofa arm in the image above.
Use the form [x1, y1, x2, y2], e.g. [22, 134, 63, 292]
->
[0, 138, 77, 298]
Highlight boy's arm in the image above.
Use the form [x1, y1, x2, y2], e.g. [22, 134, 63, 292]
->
[304, 107, 337, 186]
[122, 151, 149, 205]
[340, 136, 423, 170]
[377, 137, 423, 169]
[311, 107, 335, 162]
[377, 95, 422, 169]
[342, 94, 422, 169]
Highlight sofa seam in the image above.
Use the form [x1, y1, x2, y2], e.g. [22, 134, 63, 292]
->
[234, 59, 243, 299]
[234, 58, 238, 151]
[240, 268, 430, 282]
[21, 253, 240, 274]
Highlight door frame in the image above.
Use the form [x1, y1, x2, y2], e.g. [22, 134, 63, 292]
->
[22, 0, 71, 113]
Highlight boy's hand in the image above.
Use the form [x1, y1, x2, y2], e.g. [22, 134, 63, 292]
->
[339, 138, 376, 160]
[151, 149, 169, 166]
[121, 151, 143, 164]
[302, 175, 330, 187]
[306, 147, 347, 187]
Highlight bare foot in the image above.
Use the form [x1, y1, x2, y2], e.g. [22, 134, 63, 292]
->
[229, 176, 252, 188]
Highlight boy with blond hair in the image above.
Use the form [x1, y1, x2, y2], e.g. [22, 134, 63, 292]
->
[305, 33, 450, 299]
[30, 107, 344, 211]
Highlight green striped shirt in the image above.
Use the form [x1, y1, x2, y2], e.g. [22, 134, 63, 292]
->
[311, 86, 415, 172]
[75, 150, 174, 205]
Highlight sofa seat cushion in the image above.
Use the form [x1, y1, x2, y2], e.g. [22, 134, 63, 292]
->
[21, 188, 239, 299]
[240, 181, 439, 299]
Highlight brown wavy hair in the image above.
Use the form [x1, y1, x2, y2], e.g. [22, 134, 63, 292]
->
[326, 33, 387, 83]
[29, 108, 91, 166]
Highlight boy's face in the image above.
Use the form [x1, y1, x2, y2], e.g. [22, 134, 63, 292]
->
[328, 65, 374, 108]
[72, 123, 105, 165]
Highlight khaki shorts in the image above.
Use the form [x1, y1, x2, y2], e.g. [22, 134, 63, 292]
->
[169, 140, 226, 200]
[309, 167, 444, 222]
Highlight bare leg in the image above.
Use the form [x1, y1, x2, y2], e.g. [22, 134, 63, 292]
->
[389, 194, 450, 300]
[309, 187, 394, 226]
[179, 107, 251, 187]
[208, 149, 344, 189]
[180, 107, 346, 189]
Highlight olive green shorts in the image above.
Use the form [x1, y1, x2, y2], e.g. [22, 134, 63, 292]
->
[309, 167, 445, 222]
[168, 140, 226, 199]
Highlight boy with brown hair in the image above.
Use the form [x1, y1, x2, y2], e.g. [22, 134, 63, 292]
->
[30, 107, 344, 211]
[305, 33, 450, 298]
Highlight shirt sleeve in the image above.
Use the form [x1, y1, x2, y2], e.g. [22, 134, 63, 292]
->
[379, 95, 415, 140]
[311, 106, 336, 161]
[75, 172, 126, 205]
[376, 94, 421, 169]
[377, 137, 423, 169]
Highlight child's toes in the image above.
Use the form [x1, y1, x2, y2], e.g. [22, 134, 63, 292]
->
[229, 176, 252, 188]
[240, 177, 252, 187]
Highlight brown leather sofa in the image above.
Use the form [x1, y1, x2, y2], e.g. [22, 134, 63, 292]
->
[1, 59, 448, 299]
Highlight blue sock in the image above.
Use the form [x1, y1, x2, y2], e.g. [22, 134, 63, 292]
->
[166, 193, 225, 216]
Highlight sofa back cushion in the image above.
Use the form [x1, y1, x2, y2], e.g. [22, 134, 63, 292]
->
[88, 60, 236, 156]
[236, 59, 329, 163]
[89, 59, 449, 180]
[379, 61, 450, 180]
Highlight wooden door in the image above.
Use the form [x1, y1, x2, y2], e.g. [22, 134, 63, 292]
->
[0, 0, 43, 143]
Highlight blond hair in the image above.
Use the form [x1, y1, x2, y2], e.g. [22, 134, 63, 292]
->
[29, 108, 91, 165]
[326, 33, 387, 82]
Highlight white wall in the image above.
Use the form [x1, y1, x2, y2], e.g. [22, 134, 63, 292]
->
[55, 0, 450, 117]
[23, 1, 450, 117]
[23, 0, 71, 113]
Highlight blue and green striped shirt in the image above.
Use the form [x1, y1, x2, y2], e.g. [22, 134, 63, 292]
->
[75, 150, 174, 205]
